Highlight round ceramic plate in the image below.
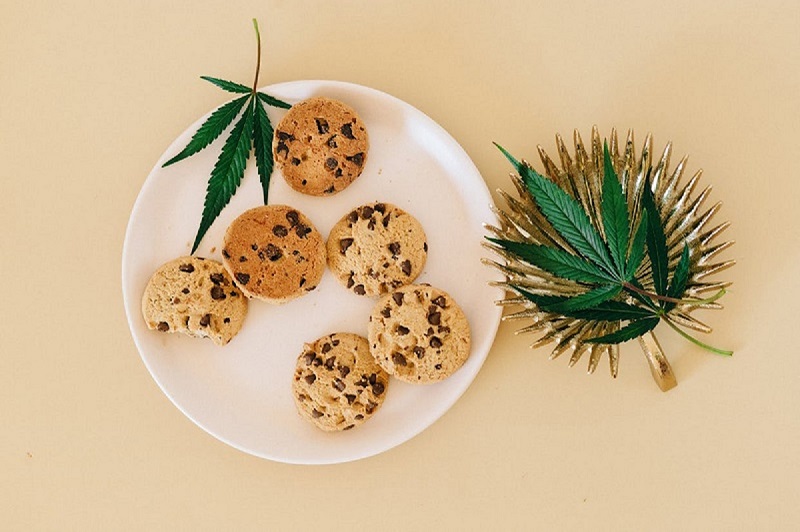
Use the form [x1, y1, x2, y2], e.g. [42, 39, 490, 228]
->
[122, 80, 502, 464]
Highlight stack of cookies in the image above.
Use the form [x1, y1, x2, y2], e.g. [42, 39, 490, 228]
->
[141, 96, 472, 434]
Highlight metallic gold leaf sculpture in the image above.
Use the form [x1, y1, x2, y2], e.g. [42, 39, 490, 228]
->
[483, 126, 734, 391]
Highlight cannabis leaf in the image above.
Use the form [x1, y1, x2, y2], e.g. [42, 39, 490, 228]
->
[162, 19, 292, 253]
[601, 141, 630, 274]
[491, 141, 731, 355]
[487, 238, 614, 284]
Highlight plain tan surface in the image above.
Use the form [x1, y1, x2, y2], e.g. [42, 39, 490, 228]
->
[3, 0, 799, 529]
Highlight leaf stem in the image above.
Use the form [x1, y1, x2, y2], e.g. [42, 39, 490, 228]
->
[252, 18, 261, 94]
[623, 282, 726, 307]
[663, 317, 733, 356]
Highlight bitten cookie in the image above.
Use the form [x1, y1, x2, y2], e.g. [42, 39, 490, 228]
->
[221, 205, 326, 304]
[273, 97, 368, 196]
[327, 202, 427, 297]
[141, 256, 247, 346]
[292, 333, 389, 432]
[368, 284, 471, 384]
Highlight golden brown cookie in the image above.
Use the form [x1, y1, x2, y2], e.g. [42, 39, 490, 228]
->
[141, 256, 248, 346]
[327, 202, 427, 297]
[368, 284, 471, 383]
[292, 332, 389, 432]
[273, 97, 368, 196]
[221, 205, 326, 304]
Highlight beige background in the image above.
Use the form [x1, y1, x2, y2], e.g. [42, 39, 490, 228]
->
[2, 0, 799, 529]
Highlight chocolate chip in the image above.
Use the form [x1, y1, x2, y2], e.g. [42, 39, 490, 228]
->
[323, 358, 335, 373]
[301, 179, 307, 186]
[354, 284, 366, 295]
[312, 409, 324, 418]
[199, 314, 211, 327]
[435, 364, 442, 370]
[286, 210, 300, 226]
[325, 157, 338, 170]
[332, 339, 340, 346]
[345, 394, 356, 405]
[426, 327, 434, 336]
[367, 218, 376, 230]
[334, 168, 343, 177]
[234, 273, 250, 285]
[356, 376, 369, 387]
[239, 256, 247, 262]
[299, 277, 306, 287]
[291, 157, 301, 166]
[230, 291, 238, 297]
[333, 379, 346, 392]
[366, 402, 377, 415]
[392, 292, 404, 306]
[414, 346, 426, 359]
[430, 336, 443, 348]
[388, 242, 400, 256]
[273, 225, 288, 237]
[276, 142, 288, 157]
[339, 366, 350, 378]
[432, 296, 447, 308]
[210, 286, 226, 300]
[346, 273, 355, 289]
[172, 297, 181, 304]
[396, 325, 410, 335]
[277, 131, 294, 141]
[303, 352, 315, 365]
[427, 309, 441, 326]
[157, 321, 169, 332]
[343, 424, 355, 430]
[360, 206, 374, 219]
[304, 374, 316, 384]
[347, 211, 359, 224]
[315, 118, 329, 134]
[313, 357, 323, 367]
[392, 352, 407, 366]
[181, 288, 190, 294]
[265, 243, 282, 261]
[322, 343, 333, 354]
[257, 250, 266, 261]
[327, 135, 338, 148]
[179, 264, 194, 273]
[295, 224, 311, 238]
[340, 123, 355, 139]
[401, 260, 412, 276]
[209, 273, 224, 285]
[381, 307, 391, 318]
[346, 152, 364, 166]
[223, 317, 230, 324]
[372, 381, 385, 395]
[369, 373, 377, 385]
[423, 242, 428, 252]
[339, 238, 354, 254]
[251, 243, 259, 251]
[438, 325, 451, 334]
[374, 203, 386, 214]
[222, 249, 230, 259]
[354, 414, 364, 420]
[382, 215, 391, 228]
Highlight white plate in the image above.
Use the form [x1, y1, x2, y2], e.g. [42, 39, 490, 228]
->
[122, 80, 502, 464]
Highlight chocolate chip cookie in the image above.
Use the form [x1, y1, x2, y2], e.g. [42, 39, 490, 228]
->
[368, 284, 471, 384]
[273, 97, 368, 196]
[292, 332, 389, 432]
[327, 202, 427, 297]
[141, 256, 248, 346]
[221, 205, 326, 304]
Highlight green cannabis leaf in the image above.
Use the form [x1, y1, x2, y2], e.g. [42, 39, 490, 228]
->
[491, 140, 732, 356]
[162, 19, 292, 253]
